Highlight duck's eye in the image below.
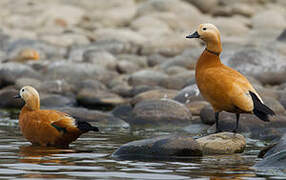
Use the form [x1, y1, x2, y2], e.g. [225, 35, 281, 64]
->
[202, 28, 207, 31]
[21, 89, 25, 92]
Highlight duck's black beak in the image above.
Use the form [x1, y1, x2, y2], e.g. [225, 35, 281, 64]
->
[14, 94, 21, 99]
[186, 31, 200, 39]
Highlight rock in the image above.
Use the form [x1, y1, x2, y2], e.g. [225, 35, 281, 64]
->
[254, 150, 286, 172]
[174, 84, 202, 104]
[262, 97, 285, 115]
[94, 28, 146, 47]
[231, 3, 255, 17]
[160, 48, 201, 70]
[111, 105, 133, 122]
[5, 48, 40, 63]
[186, 101, 210, 116]
[212, 17, 249, 36]
[147, 54, 168, 67]
[116, 54, 148, 68]
[82, 50, 117, 70]
[77, 88, 125, 109]
[58, 107, 129, 128]
[252, 10, 286, 31]
[76, 79, 107, 92]
[85, 0, 136, 27]
[130, 15, 171, 39]
[112, 135, 202, 159]
[197, 132, 246, 155]
[165, 66, 188, 75]
[259, 134, 286, 158]
[45, 61, 117, 84]
[183, 123, 211, 134]
[277, 29, 286, 42]
[184, 0, 218, 13]
[116, 60, 140, 74]
[141, 34, 200, 57]
[200, 105, 216, 125]
[159, 71, 195, 90]
[130, 99, 192, 127]
[68, 40, 138, 61]
[7, 39, 66, 59]
[128, 85, 162, 97]
[40, 94, 76, 108]
[128, 69, 168, 87]
[136, 0, 203, 31]
[227, 48, 286, 85]
[39, 33, 90, 47]
[0, 87, 24, 109]
[131, 89, 179, 105]
[42, 4, 84, 26]
[0, 63, 42, 87]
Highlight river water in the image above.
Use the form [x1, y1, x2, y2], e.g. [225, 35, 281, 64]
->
[0, 113, 283, 179]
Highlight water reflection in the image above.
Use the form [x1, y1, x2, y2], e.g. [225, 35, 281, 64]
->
[18, 145, 75, 164]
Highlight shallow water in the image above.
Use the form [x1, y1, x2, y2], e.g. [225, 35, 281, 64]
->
[0, 116, 283, 179]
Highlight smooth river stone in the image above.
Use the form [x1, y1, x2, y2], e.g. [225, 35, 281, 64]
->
[197, 132, 246, 155]
[112, 135, 202, 159]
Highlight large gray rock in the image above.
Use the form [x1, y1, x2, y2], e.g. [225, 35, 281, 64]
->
[227, 48, 286, 85]
[112, 135, 202, 159]
[0, 87, 24, 109]
[197, 132, 246, 155]
[130, 99, 192, 127]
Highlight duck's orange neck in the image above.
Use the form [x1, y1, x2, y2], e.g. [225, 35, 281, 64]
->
[196, 49, 222, 72]
[205, 34, 222, 55]
[23, 96, 40, 112]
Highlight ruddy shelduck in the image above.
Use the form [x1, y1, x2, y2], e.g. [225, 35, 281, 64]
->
[15, 86, 99, 147]
[186, 23, 275, 133]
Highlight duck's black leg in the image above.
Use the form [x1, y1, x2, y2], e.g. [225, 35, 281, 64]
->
[215, 112, 222, 133]
[233, 113, 240, 133]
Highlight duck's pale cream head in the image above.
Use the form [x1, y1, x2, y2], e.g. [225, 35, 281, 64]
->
[186, 23, 222, 54]
[15, 86, 40, 110]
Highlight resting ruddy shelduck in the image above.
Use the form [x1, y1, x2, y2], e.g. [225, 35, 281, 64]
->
[15, 86, 99, 147]
[186, 23, 275, 133]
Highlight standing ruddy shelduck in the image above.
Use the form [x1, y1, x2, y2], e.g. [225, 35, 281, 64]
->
[15, 86, 99, 147]
[186, 23, 275, 133]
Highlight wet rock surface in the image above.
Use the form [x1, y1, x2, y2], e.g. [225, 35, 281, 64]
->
[130, 99, 192, 127]
[112, 135, 202, 159]
[197, 132, 246, 155]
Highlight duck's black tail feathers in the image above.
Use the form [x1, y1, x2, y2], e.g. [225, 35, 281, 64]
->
[76, 119, 99, 132]
[249, 91, 275, 121]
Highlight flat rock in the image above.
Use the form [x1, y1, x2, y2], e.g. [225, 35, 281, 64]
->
[58, 107, 129, 128]
[82, 50, 117, 70]
[77, 88, 125, 109]
[112, 135, 202, 159]
[128, 69, 168, 87]
[131, 89, 179, 105]
[130, 99, 192, 127]
[40, 94, 76, 108]
[197, 132, 246, 155]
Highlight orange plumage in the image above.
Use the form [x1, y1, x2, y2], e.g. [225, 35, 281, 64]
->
[16, 86, 99, 147]
[186, 23, 275, 132]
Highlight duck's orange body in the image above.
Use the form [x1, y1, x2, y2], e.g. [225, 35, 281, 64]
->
[186, 23, 275, 132]
[16, 86, 98, 147]
[195, 49, 258, 113]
